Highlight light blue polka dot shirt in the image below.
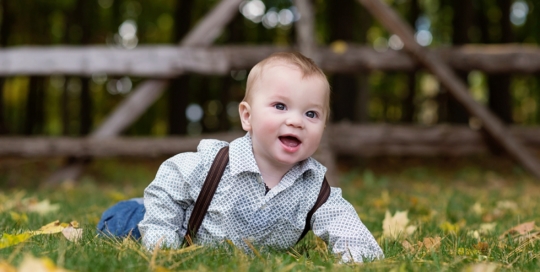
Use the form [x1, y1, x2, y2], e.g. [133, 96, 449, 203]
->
[138, 133, 383, 262]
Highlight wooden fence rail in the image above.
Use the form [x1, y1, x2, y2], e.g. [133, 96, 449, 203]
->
[2, 44, 540, 76]
[2, 124, 539, 158]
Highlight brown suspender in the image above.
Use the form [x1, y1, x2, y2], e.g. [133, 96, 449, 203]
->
[185, 146, 230, 243]
[184, 146, 331, 244]
[297, 176, 331, 243]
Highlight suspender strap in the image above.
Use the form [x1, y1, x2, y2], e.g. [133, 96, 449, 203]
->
[185, 146, 229, 244]
[296, 176, 331, 244]
[184, 145, 330, 245]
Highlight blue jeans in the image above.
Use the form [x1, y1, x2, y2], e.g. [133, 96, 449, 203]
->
[97, 198, 145, 239]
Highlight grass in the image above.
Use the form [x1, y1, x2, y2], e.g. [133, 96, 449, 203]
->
[1, 156, 540, 271]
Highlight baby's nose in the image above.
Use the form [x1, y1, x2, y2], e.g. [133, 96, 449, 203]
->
[285, 114, 303, 128]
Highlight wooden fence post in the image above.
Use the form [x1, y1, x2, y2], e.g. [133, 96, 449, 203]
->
[46, 0, 244, 184]
[356, 0, 540, 179]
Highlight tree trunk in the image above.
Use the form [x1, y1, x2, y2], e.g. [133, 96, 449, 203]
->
[168, 0, 195, 135]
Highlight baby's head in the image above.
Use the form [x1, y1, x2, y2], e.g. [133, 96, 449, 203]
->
[243, 52, 330, 120]
[239, 52, 330, 167]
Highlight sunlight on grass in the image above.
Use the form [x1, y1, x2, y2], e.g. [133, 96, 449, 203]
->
[1, 157, 540, 271]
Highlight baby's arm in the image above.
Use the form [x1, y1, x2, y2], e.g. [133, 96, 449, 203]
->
[138, 154, 200, 249]
[311, 188, 384, 263]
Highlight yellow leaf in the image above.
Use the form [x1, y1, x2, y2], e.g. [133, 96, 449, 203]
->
[69, 221, 79, 228]
[0, 232, 34, 249]
[382, 210, 416, 240]
[440, 221, 461, 234]
[9, 212, 28, 224]
[61, 227, 83, 242]
[457, 247, 480, 256]
[26, 199, 60, 215]
[33, 220, 65, 235]
[18, 254, 70, 272]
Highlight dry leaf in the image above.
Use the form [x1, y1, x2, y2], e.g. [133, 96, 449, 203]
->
[382, 210, 416, 240]
[471, 202, 483, 215]
[61, 227, 83, 242]
[479, 223, 497, 233]
[422, 237, 441, 250]
[440, 221, 463, 234]
[499, 221, 535, 239]
[0, 220, 82, 249]
[26, 199, 60, 215]
[0, 232, 33, 249]
[33, 221, 65, 235]
[18, 254, 69, 272]
[463, 262, 498, 272]
[474, 242, 489, 255]
[9, 212, 29, 224]
[401, 240, 415, 252]
[496, 200, 518, 211]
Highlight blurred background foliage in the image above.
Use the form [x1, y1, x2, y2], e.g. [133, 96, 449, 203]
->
[0, 0, 539, 138]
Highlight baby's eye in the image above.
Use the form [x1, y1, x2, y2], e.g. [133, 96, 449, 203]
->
[305, 111, 318, 118]
[274, 103, 286, 110]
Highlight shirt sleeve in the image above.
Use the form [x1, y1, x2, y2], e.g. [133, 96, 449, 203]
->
[311, 187, 384, 263]
[138, 152, 201, 250]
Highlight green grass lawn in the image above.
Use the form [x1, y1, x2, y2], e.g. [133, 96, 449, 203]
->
[1, 156, 540, 271]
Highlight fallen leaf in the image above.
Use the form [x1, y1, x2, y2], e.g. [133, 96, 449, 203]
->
[467, 230, 480, 240]
[382, 210, 416, 240]
[479, 223, 497, 233]
[440, 221, 463, 234]
[9, 212, 29, 225]
[457, 247, 480, 256]
[499, 221, 535, 239]
[18, 254, 69, 272]
[33, 220, 65, 235]
[474, 241, 489, 255]
[496, 200, 518, 211]
[61, 227, 83, 242]
[471, 202, 483, 215]
[0, 220, 82, 249]
[462, 262, 498, 272]
[401, 240, 415, 252]
[26, 199, 60, 215]
[422, 237, 441, 250]
[0, 232, 33, 249]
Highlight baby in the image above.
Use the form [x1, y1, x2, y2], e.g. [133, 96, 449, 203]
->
[101, 52, 383, 263]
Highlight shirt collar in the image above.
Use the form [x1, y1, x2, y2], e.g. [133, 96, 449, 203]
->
[228, 133, 324, 178]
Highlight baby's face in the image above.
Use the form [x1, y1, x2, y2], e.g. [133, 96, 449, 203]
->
[239, 63, 327, 168]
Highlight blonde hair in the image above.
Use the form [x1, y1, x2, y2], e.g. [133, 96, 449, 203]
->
[243, 52, 330, 118]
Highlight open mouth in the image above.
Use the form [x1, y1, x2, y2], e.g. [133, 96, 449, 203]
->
[279, 135, 301, 147]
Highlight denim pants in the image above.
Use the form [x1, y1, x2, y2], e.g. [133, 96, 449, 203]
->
[97, 198, 145, 239]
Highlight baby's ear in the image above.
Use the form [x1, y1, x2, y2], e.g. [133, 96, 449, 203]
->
[238, 101, 252, 132]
